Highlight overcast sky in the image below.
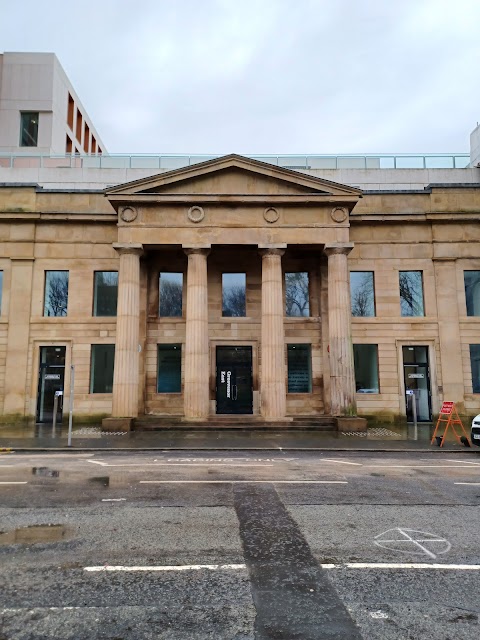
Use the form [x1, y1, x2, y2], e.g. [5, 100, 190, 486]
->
[1, 0, 479, 155]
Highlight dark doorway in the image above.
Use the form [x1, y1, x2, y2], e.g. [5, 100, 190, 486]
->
[36, 346, 66, 423]
[402, 346, 432, 422]
[216, 346, 253, 414]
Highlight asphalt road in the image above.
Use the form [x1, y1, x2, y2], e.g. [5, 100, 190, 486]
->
[1, 450, 480, 639]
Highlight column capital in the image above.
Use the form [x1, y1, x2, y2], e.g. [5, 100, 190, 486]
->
[113, 243, 144, 257]
[183, 246, 211, 257]
[258, 244, 286, 258]
[324, 243, 354, 258]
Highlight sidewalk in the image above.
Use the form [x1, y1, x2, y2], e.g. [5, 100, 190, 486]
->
[0, 423, 476, 452]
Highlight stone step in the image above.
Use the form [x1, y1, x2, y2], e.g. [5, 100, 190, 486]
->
[133, 415, 337, 431]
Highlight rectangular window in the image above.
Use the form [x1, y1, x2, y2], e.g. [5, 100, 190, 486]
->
[287, 344, 312, 393]
[67, 94, 74, 129]
[464, 271, 480, 316]
[157, 344, 182, 393]
[44, 271, 69, 317]
[399, 271, 424, 316]
[285, 272, 310, 317]
[0, 270, 3, 314]
[90, 344, 115, 393]
[93, 272, 118, 316]
[222, 273, 246, 316]
[159, 272, 183, 317]
[470, 345, 480, 393]
[20, 112, 39, 147]
[353, 344, 379, 393]
[350, 271, 375, 317]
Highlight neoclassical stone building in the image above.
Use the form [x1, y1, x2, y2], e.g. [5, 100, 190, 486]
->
[1, 152, 480, 429]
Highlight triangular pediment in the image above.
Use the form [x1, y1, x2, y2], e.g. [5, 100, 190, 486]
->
[106, 154, 362, 200]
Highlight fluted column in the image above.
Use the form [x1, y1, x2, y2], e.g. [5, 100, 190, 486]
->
[259, 246, 286, 420]
[324, 243, 356, 416]
[111, 243, 143, 418]
[183, 247, 210, 419]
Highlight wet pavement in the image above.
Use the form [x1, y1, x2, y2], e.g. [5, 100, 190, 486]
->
[0, 421, 476, 451]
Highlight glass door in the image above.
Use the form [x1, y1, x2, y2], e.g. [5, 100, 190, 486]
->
[216, 346, 253, 414]
[36, 346, 66, 423]
[402, 346, 432, 422]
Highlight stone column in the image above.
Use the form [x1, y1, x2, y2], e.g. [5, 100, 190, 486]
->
[324, 243, 356, 416]
[433, 258, 464, 411]
[111, 244, 144, 422]
[183, 247, 210, 419]
[259, 246, 287, 420]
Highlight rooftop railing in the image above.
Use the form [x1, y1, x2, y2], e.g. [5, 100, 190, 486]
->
[0, 152, 471, 171]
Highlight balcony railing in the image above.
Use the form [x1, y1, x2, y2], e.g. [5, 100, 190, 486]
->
[0, 152, 471, 171]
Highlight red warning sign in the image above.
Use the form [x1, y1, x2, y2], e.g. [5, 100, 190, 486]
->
[440, 401, 454, 415]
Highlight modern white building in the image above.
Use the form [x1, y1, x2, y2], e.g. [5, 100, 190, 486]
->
[0, 52, 106, 158]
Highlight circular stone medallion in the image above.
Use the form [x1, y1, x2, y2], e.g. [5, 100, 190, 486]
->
[263, 207, 280, 223]
[187, 205, 205, 223]
[120, 206, 138, 223]
[331, 207, 348, 223]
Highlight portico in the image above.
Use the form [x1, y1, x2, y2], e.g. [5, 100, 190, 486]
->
[103, 155, 362, 428]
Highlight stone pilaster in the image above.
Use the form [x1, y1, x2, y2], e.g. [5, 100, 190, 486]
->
[183, 247, 210, 419]
[324, 243, 356, 416]
[433, 258, 464, 411]
[259, 246, 287, 420]
[111, 244, 143, 420]
[4, 258, 34, 416]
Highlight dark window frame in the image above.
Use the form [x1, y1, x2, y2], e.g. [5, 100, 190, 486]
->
[43, 270, 69, 317]
[353, 343, 380, 394]
[20, 111, 39, 147]
[159, 272, 184, 318]
[287, 344, 312, 393]
[89, 344, 115, 394]
[222, 272, 246, 317]
[93, 271, 118, 317]
[469, 344, 480, 393]
[157, 344, 182, 393]
[285, 271, 310, 317]
[399, 271, 425, 317]
[350, 271, 376, 317]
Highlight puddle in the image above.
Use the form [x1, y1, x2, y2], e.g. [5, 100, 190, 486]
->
[0, 524, 71, 545]
[32, 467, 60, 478]
[88, 476, 110, 487]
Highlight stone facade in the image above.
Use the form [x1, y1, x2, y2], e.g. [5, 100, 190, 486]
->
[1, 155, 480, 425]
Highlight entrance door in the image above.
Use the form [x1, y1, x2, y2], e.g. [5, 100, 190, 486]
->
[402, 346, 432, 422]
[36, 346, 66, 423]
[216, 346, 253, 414]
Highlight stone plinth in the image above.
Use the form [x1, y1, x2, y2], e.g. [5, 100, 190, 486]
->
[259, 247, 287, 420]
[183, 247, 210, 419]
[324, 244, 356, 416]
[111, 244, 143, 418]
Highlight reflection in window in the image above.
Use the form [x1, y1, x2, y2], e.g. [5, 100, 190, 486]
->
[222, 273, 246, 317]
[353, 344, 379, 393]
[285, 272, 310, 317]
[44, 271, 69, 316]
[90, 344, 115, 393]
[287, 344, 312, 393]
[399, 271, 424, 316]
[470, 345, 480, 393]
[20, 112, 39, 146]
[464, 271, 480, 316]
[157, 344, 182, 393]
[0, 270, 3, 314]
[159, 273, 183, 317]
[350, 272, 375, 317]
[93, 272, 118, 316]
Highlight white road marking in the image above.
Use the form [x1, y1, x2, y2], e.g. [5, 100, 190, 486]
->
[454, 482, 480, 485]
[374, 528, 450, 559]
[82, 562, 480, 573]
[323, 459, 363, 466]
[370, 611, 389, 619]
[0, 481, 27, 485]
[139, 480, 347, 484]
[370, 465, 479, 469]
[101, 498, 127, 502]
[84, 563, 246, 572]
[443, 459, 480, 465]
[87, 459, 273, 467]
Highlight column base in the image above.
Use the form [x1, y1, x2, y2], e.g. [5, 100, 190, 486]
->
[101, 417, 134, 432]
[336, 417, 367, 432]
